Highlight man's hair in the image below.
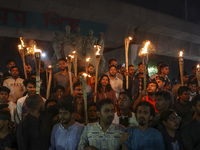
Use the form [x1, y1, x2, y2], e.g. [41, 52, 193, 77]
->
[148, 81, 158, 89]
[59, 101, 75, 114]
[59, 58, 66, 62]
[45, 99, 57, 108]
[157, 62, 164, 67]
[88, 64, 94, 68]
[6, 59, 15, 65]
[119, 92, 131, 101]
[73, 80, 82, 90]
[109, 65, 117, 70]
[137, 62, 142, 67]
[155, 91, 171, 102]
[108, 58, 116, 65]
[159, 64, 168, 72]
[88, 103, 97, 111]
[177, 86, 190, 96]
[160, 109, 177, 123]
[53, 85, 65, 93]
[135, 101, 156, 117]
[128, 65, 134, 68]
[10, 66, 19, 71]
[0, 86, 10, 94]
[23, 77, 36, 87]
[97, 98, 114, 112]
[25, 63, 31, 66]
[0, 109, 11, 121]
[26, 94, 43, 111]
[191, 94, 200, 107]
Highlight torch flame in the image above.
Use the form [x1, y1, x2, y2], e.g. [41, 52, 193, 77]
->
[82, 73, 91, 77]
[20, 37, 25, 47]
[197, 64, 200, 69]
[94, 45, 101, 55]
[128, 36, 132, 40]
[179, 51, 183, 57]
[69, 55, 74, 59]
[33, 45, 42, 53]
[72, 51, 76, 54]
[141, 41, 150, 54]
[48, 65, 52, 68]
[18, 45, 22, 50]
[86, 57, 90, 62]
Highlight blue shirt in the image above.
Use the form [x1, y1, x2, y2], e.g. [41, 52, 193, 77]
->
[49, 122, 84, 150]
[126, 127, 165, 150]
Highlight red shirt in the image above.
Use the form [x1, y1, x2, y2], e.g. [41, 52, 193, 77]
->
[141, 95, 158, 113]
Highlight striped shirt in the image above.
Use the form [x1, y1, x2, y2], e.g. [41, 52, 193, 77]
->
[78, 122, 125, 150]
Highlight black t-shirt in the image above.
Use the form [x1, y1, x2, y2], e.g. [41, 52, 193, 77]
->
[0, 133, 18, 150]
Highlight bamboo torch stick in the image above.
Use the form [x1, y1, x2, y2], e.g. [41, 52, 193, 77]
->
[196, 64, 200, 94]
[18, 37, 27, 79]
[179, 51, 184, 86]
[72, 51, 77, 77]
[125, 36, 132, 89]
[94, 45, 101, 103]
[34, 45, 42, 94]
[86, 57, 90, 75]
[140, 41, 150, 101]
[67, 56, 73, 95]
[46, 65, 52, 99]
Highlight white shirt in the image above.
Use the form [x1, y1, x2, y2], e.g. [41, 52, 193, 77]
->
[3, 77, 25, 102]
[109, 77, 124, 99]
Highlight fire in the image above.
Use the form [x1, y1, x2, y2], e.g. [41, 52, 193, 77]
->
[94, 45, 101, 55]
[128, 37, 132, 41]
[18, 45, 22, 50]
[197, 64, 200, 69]
[86, 57, 90, 62]
[82, 73, 91, 77]
[179, 51, 183, 57]
[20, 37, 25, 47]
[33, 45, 42, 53]
[69, 55, 74, 59]
[72, 51, 76, 54]
[141, 41, 150, 54]
[48, 65, 52, 68]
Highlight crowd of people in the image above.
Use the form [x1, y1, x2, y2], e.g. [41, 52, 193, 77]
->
[0, 58, 200, 150]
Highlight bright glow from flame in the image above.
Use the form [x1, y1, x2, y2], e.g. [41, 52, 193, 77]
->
[86, 57, 90, 62]
[72, 51, 76, 54]
[41, 53, 46, 58]
[48, 65, 52, 68]
[20, 37, 25, 47]
[94, 45, 101, 55]
[179, 51, 183, 57]
[197, 64, 200, 69]
[128, 37, 132, 40]
[33, 45, 42, 53]
[69, 55, 74, 58]
[141, 41, 150, 54]
[18, 45, 22, 50]
[82, 73, 91, 77]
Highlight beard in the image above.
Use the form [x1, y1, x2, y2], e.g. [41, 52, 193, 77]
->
[110, 74, 116, 77]
[138, 117, 146, 126]
[148, 92, 154, 96]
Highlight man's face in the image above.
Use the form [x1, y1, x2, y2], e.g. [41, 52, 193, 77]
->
[189, 84, 196, 93]
[109, 67, 116, 76]
[183, 75, 189, 83]
[138, 64, 144, 74]
[26, 83, 36, 96]
[147, 83, 157, 95]
[117, 94, 130, 110]
[163, 112, 180, 130]
[155, 96, 169, 111]
[128, 66, 134, 76]
[101, 76, 109, 87]
[161, 67, 169, 75]
[59, 109, 73, 124]
[88, 106, 97, 121]
[110, 61, 117, 67]
[7, 62, 15, 70]
[88, 66, 94, 74]
[156, 80, 165, 90]
[11, 68, 19, 78]
[59, 60, 66, 71]
[136, 105, 152, 126]
[179, 91, 190, 102]
[25, 65, 32, 74]
[0, 91, 9, 103]
[54, 89, 64, 99]
[74, 85, 83, 99]
[97, 103, 114, 125]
